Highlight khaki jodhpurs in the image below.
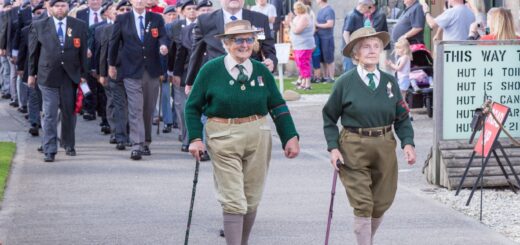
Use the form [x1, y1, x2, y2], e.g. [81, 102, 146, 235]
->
[338, 127, 398, 218]
[205, 117, 272, 215]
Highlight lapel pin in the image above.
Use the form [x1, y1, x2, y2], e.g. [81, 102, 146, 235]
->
[67, 28, 72, 37]
[250, 80, 255, 87]
[229, 80, 234, 86]
[241, 84, 246, 91]
[258, 76, 264, 86]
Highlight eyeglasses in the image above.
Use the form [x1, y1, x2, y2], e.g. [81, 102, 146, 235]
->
[229, 37, 255, 45]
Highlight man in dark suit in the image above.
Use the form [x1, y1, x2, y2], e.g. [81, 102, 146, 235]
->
[17, 2, 45, 136]
[76, 0, 105, 122]
[28, 0, 88, 162]
[183, 0, 277, 95]
[0, 0, 21, 107]
[98, 0, 131, 150]
[108, 0, 168, 160]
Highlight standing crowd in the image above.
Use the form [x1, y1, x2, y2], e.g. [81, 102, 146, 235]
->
[0, 0, 518, 244]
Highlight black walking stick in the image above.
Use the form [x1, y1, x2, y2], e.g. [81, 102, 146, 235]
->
[325, 160, 342, 245]
[157, 79, 163, 135]
[184, 158, 201, 245]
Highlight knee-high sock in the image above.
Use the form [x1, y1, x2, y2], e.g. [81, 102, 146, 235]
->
[354, 216, 372, 245]
[223, 213, 244, 245]
[241, 211, 257, 245]
[371, 216, 383, 241]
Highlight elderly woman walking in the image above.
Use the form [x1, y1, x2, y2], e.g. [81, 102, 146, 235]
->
[322, 27, 416, 245]
[185, 20, 300, 245]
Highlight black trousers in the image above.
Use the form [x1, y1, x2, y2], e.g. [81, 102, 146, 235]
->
[83, 73, 107, 119]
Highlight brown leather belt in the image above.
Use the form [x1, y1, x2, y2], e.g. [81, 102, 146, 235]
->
[344, 125, 393, 137]
[209, 115, 264, 124]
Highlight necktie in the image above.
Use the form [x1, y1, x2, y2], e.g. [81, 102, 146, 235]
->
[230, 15, 237, 21]
[367, 73, 376, 91]
[94, 12, 99, 24]
[57, 21, 64, 46]
[139, 16, 144, 42]
[235, 64, 248, 83]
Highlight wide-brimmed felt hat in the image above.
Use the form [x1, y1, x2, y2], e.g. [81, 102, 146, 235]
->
[343, 27, 390, 58]
[215, 20, 262, 39]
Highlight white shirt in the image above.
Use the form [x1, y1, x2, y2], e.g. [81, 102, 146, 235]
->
[53, 17, 67, 42]
[88, 8, 102, 26]
[357, 65, 380, 88]
[251, 4, 277, 30]
[223, 9, 243, 24]
[224, 54, 252, 80]
[133, 10, 146, 40]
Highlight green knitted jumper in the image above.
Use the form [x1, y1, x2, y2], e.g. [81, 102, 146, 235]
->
[322, 68, 414, 150]
[185, 56, 299, 148]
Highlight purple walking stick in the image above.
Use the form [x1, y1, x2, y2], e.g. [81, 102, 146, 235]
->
[325, 160, 342, 245]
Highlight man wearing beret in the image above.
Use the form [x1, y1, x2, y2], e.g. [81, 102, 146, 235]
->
[98, 0, 131, 150]
[108, 0, 168, 160]
[28, 0, 89, 162]
[183, 0, 276, 95]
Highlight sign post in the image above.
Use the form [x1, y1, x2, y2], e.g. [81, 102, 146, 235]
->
[274, 43, 291, 93]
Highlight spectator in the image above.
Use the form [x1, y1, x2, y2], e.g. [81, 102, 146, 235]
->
[251, 0, 277, 38]
[391, 0, 425, 44]
[469, 7, 519, 40]
[289, 1, 315, 90]
[315, 0, 335, 83]
[386, 38, 413, 119]
[270, 0, 284, 41]
[423, 0, 474, 41]
[343, 0, 372, 72]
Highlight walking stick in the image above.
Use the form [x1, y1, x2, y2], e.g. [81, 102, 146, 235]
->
[325, 160, 342, 245]
[157, 79, 163, 135]
[184, 158, 201, 245]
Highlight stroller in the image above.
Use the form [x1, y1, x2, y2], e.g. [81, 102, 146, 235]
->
[406, 44, 434, 118]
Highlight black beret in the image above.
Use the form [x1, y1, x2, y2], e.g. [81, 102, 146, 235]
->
[49, 0, 68, 6]
[163, 5, 175, 14]
[179, 0, 196, 10]
[196, 0, 212, 10]
[32, 2, 44, 13]
[100, 1, 113, 15]
[3, 0, 12, 7]
[116, 0, 131, 10]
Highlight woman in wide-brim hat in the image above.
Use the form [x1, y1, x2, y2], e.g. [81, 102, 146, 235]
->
[322, 27, 416, 245]
[185, 20, 300, 245]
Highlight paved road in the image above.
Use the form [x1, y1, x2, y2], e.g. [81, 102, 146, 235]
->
[0, 96, 516, 245]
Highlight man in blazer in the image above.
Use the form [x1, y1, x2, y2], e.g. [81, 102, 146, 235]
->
[183, 0, 277, 95]
[108, 0, 168, 160]
[28, 0, 88, 162]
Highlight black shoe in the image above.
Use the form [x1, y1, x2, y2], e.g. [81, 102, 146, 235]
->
[1, 93, 11, 99]
[44, 153, 55, 162]
[130, 150, 142, 160]
[37, 145, 43, 153]
[17, 106, 28, 113]
[172, 122, 179, 129]
[65, 147, 76, 156]
[83, 113, 96, 121]
[181, 145, 189, 152]
[24, 115, 29, 120]
[109, 135, 117, 144]
[141, 145, 151, 156]
[101, 125, 111, 135]
[162, 125, 172, 133]
[29, 125, 39, 136]
[116, 142, 126, 150]
[200, 151, 210, 162]
[9, 101, 19, 107]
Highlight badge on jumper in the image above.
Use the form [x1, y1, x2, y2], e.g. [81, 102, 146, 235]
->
[241, 84, 246, 91]
[229, 80, 234, 86]
[386, 82, 394, 98]
[250, 80, 255, 87]
[258, 76, 264, 86]
[67, 28, 72, 37]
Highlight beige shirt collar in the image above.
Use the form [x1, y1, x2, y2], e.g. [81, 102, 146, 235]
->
[224, 54, 252, 81]
[357, 65, 380, 88]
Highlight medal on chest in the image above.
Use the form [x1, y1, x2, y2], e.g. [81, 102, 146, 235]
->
[386, 82, 394, 98]
[258, 76, 264, 87]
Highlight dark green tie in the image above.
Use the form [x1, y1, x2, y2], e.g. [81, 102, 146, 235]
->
[236, 64, 248, 84]
[367, 73, 376, 91]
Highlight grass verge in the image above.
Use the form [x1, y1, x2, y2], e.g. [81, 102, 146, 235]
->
[276, 77, 333, 95]
[0, 142, 16, 201]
